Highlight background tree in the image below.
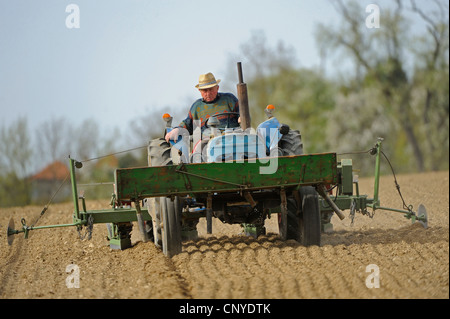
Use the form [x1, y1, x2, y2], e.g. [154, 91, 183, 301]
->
[225, 31, 336, 153]
[1, 1, 447, 207]
[0, 117, 32, 207]
[125, 105, 187, 166]
[316, 0, 449, 172]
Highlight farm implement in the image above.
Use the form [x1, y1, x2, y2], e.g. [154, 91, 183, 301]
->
[6, 63, 428, 257]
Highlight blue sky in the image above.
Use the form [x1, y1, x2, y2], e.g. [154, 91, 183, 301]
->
[0, 0, 434, 136]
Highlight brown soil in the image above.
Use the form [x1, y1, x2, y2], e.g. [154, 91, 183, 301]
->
[0, 171, 448, 299]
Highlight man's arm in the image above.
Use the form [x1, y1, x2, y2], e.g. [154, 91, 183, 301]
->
[165, 104, 195, 142]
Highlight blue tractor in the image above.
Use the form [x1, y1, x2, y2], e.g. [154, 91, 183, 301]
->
[144, 63, 320, 256]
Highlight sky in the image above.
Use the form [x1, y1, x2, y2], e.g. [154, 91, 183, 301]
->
[0, 0, 435, 140]
[0, 0, 344, 135]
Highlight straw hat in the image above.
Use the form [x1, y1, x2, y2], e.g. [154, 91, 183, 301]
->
[195, 72, 221, 89]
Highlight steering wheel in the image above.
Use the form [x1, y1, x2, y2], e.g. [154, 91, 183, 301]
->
[205, 112, 240, 129]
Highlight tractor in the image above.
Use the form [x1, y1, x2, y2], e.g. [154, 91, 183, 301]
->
[140, 62, 327, 256]
[7, 63, 428, 257]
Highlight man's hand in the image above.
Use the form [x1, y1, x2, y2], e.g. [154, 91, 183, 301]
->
[165, 128, 180, 142]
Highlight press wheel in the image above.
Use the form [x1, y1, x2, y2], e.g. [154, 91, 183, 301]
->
[7, 218, 15, 245]
[417, 204, 428, 229]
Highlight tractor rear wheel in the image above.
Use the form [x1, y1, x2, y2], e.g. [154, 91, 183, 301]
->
[144, 198, 162, 248]
[280, 187, 321, 246]
[146, 138, 174, 248]
[279, 198, 300, 241]
[278, 128, 311, 242]
[147, 138, 187, 256]
[160, 196, 182, 257]
[148, 138, 173, 166]
[279, 129, 303, 156]
[298, 186, 321, 246]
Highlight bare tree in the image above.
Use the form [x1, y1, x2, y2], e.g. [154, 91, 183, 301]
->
[35, 117, 72, 166]
[0, 117, 32, 206]
[409, 0, 449, 170]
[0, 117, 32, 178]
[316, 0, 449, 172]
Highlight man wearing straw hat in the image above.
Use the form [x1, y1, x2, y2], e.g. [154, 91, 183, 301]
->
[165, 72, 240, 143]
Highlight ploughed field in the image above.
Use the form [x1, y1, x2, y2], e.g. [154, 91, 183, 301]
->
[0, 171, 448, 299]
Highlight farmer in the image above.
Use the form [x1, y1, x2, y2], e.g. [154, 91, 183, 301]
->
[164, 72, 240, 143]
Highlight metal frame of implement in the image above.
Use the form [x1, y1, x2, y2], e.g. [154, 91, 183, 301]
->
[7, 137, 427, 245]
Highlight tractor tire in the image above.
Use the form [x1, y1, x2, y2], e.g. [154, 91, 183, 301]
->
[280, 198, 301, 241]
[279, 129, 303, 156]
[160, 196, 182, 257]
[148, 138, 173, 166]
[298, 186, 321, 246]
[144, 198, 162, 248]
[147, 137, 188, 256]
[279, 187, 321, 246]
[146, 138, 174, 248]
[278, 128, 310, 242]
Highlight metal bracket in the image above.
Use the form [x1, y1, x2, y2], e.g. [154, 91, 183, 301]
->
[206, 194, 213, 234]
[279, 188, 287, 240]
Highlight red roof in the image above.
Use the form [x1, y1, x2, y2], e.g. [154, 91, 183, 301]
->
[32, 161, 70, 181]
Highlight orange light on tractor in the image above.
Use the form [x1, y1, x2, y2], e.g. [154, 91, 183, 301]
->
[265, 104, 275, 118]
[162, 113, 173, 127]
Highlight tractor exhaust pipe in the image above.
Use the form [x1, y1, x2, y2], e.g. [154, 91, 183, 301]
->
[237, 62, 251, 131]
